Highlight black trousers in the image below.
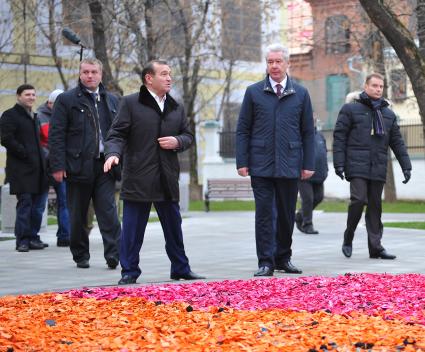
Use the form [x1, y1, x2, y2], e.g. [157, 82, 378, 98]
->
[297, 180, 324, 226]
[251, 176, 298, 268]
[67, 159, 121, 263]
[344, 178, 385, 255]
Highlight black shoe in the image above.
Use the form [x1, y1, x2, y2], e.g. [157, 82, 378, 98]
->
[106, 257, 119, 269]
[29, 240, 45, 250]
[342, 244, 352, 258]
[76, 259, 90, 268]
[16, 244, 29, 252]
[302, 224, 319, 234]
[254, 266, 274, 277]
[57, 238, 70, 247]
[370, 249, 396, 260]
[295, 212, 303, 232]
[118, 275, 137, 285]
[275, 261, 302, 274]
[171, 271, 206, 280]
[33, 239, 49, 247]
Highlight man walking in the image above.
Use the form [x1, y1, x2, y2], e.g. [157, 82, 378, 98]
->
[37, 89, 71, 247]
[49, 58, 121, 269]
[236, 43, 315, 276]
[0, 84, 48, 252]
[104, 59, 205, 285]
[333, 73, 411, 259]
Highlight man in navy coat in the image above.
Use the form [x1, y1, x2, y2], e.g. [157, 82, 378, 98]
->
[236, 43, 315, 276]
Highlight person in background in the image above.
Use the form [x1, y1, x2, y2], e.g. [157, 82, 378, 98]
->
[49, 58, 121, 269]
[0, 84, 48, 252]
[37, 89, 71, 247]
[295, 118, 328, 234]
[333, 73, 411, 260]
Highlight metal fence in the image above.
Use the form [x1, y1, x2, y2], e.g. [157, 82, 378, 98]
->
[218, 123, 425, 159]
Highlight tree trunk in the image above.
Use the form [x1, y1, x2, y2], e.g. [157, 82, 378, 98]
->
[359, 0, 425, 145]
[88, 1, 122, 95]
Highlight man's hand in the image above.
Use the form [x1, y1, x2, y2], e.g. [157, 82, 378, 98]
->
[52, 170, 66, 183]
[301, 169, 314, 180]
[238, 167, 249, 177]
[104, 156, 120, 173]
[158, 136, 179, 150]
[402, 169, 411, 184]
[335, 167, 344, 180]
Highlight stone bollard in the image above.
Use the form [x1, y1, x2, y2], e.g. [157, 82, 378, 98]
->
[1, 183, 47, 234]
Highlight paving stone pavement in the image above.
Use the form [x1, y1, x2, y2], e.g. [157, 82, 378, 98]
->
[0, 211, 424, 296]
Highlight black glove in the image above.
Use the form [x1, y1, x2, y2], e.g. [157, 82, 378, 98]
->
[335, 167, 344, 180]
[402, 169, 411, 184]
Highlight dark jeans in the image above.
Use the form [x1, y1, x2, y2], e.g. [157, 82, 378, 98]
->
[120, 200, 190, 279]
[54, 182, 70, 240]
[297, 180, 324, 226]
[251, 176, 298, 268]
[67, 159, 121, 263]
[16, 192, 47, 246]
[344, 178, 385, 255]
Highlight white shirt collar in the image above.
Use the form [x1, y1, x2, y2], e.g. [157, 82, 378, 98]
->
[147, 88, 167, 112]
[269, 75, 287, 92]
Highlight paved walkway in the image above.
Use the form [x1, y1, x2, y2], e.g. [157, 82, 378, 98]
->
[0, 211, 424, 296]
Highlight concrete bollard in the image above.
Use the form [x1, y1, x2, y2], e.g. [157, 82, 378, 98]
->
[1, 183, 47, 234]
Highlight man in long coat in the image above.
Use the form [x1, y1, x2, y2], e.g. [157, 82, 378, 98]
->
[0, 84, 48, 252]
[104, 59, 205, 285]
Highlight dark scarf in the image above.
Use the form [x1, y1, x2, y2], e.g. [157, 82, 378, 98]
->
[359, 91, 385, 136]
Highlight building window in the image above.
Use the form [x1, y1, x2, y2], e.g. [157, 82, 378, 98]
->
[326, 74, 350, 128]
[219, 102, 240, 158]
[325, 15, 350, 54]
[221, 0, 261, 62]
[390, 69, 407, 101]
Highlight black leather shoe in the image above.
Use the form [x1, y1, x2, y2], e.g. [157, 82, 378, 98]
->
[342, 244, 352, 258]
[370, 250, 396, 260]
[303, 224, 319, 234]
[76, 259, 90, 268]
[29, 240, 45, 250]
[170, 271, 206, 280]
[57, 238, 70, 247]
[118, 275, 137, 285]
[295, 212, 303, 232]
[254, 266, 274, 277]
[106, 257, 119, 269]
[16, 244, 29, 252]
[275, 261, 302, 274]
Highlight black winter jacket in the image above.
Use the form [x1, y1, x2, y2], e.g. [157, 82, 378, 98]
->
[333, 93, 411, 182]
[309, 130, 328, 183]
[0, 104, 47, 194]
[49, 83, 119, 183]
[105, 86, 193, 202]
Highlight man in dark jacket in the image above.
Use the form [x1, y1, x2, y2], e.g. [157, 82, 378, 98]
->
[0, 84, 48, 252]
[333, 73, 411, 260]
[104, 59, 205, 285]
[295, 126, 328, 234]
[49, 58, 121, 269]
[236, 43, 315, 277]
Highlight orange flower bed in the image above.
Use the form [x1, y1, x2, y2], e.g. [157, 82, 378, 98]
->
[1, 292, 424, 351]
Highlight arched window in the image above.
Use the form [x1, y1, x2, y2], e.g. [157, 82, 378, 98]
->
[325, 15, 350, 54]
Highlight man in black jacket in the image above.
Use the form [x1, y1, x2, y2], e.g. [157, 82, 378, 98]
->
[333, 73, 411, 260]
[0, 84, 48, 252]
[104, 60, 205, 285]
[49, 58, 121, 269]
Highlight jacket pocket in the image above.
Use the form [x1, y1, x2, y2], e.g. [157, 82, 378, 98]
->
[66, 149, 82, 175]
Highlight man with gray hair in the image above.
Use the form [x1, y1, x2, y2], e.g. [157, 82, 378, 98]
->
[37, 88, 71, 247]
[236, 43, 315, 276]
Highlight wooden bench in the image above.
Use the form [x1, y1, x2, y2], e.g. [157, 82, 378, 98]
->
[204, 178, 254, 212]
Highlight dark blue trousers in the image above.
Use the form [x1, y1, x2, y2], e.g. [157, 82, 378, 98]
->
[251, 176, 298, 268]
[120, 200, 190, 279]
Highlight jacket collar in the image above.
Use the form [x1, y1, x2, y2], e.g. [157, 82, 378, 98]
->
[76, 81, 107, 99]
[14, 103, 34, 119]
[263, 74, 296, 98]
[138, 85, 178, 116]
